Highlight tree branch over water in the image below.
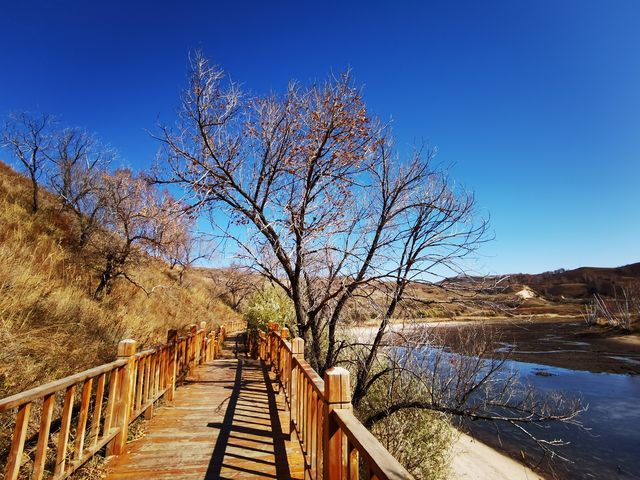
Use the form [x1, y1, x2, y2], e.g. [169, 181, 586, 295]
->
[352, 324, 586, 463]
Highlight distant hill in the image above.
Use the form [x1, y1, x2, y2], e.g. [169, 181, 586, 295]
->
[502, 263, 640, 299]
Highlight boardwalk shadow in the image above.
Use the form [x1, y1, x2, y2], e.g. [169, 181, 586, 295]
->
[205, 357, 292, 479]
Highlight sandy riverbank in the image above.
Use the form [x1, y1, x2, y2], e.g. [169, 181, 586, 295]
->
[449, 432, 544, 480]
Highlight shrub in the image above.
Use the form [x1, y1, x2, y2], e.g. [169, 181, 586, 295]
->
[371, 408, 453, 480]
[243, 284, 295, 337]
[356, 361, 453, 480]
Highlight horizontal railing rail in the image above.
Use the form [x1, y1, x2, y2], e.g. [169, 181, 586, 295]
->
[1, 318, 246, 480]
[256, 322, 413, 480]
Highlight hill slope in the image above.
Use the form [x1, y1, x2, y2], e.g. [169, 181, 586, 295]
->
[0, 161, 240, 398]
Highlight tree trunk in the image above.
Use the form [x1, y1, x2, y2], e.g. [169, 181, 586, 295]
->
[94, 261, 115, 299]
[310, 320, 324, 375]
[78, 228, 89, 249]
[30, 175, 39, 213]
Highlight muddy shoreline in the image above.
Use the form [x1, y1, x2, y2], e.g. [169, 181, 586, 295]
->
[422, 317, 640, 375]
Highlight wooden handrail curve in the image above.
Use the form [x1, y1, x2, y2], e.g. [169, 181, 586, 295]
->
[256, 323, 413, 480]
[1, 318, 246, 480]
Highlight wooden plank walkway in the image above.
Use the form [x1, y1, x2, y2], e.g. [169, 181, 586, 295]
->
[105, 334, 305, 479]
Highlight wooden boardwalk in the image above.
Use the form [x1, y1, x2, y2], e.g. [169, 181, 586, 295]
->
[2, 325, 413, 480]
[105, 334, 305, 479]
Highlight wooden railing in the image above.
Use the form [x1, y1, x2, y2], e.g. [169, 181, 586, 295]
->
[0, 319, 244, 480]
[256, 323, 414, 480]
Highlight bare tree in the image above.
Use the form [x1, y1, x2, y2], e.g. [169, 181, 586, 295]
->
[159, 217, 209, 285]
[156, 52, 585, 469]
[48, 127, 114, 247]
[158, 52, 488, 374]
[89, 169, 180, 298]
[584, 287, 639, 331]
[209, 266, 259, 310]
[1, 112, 55, 212]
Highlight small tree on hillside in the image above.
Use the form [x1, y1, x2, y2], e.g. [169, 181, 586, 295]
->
[210, 266, 258, 310]
[90, 169, 181, 298]
[48, 127, 114, 247]
[155, 210, 207, 284]
[1, 112, 55, 212]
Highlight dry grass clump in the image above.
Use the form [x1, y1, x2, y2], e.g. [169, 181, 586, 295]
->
[0, 161, 241, 399]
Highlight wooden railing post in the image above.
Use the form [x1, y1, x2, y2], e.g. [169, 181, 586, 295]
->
[267, 322, 278, 368]
[259, 331, 267, 360]
[271, 323, 280, 369]
[106, 339, 137, 456]
[265, 324, 271, 363]
[323, 367, 352, 480]
[4, 402, 31, 480]
[199, 321, 208, 364]
[212, 331, 217, 359]
[215, 330, 221, 358]
[166, 329, 178, 402]
[277, 328, 291, 431]
[209, 332, 218, 360]
[188, 324, 197, 372]
[280, 328, 289, 381]
[290, 338, 304, 432]
[193, 324, 202, 367]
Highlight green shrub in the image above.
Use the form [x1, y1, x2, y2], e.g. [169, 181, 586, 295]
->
[243, 284, 295, 337]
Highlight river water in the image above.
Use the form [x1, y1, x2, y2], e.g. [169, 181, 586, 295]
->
[352, 324, 640, 478]
[460, 356, 640, 479]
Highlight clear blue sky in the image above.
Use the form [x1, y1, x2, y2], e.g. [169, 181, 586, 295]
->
[1, 1, 638, 274]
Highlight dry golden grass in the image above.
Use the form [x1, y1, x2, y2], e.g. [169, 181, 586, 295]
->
[0, 161, 241, 398]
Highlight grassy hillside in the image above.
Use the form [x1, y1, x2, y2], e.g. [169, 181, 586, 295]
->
[0, 161, 241, 398]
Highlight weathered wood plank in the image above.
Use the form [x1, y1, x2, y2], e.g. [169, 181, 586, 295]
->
[135, 358, 144, 411]
[55, 384, 76, 476]
[4, 402, 31, 480]
[74, 378, 93, 460]
[33, 393, 55, 480]
[89, 372, 106, 448]
[103, 368, 119, 435]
